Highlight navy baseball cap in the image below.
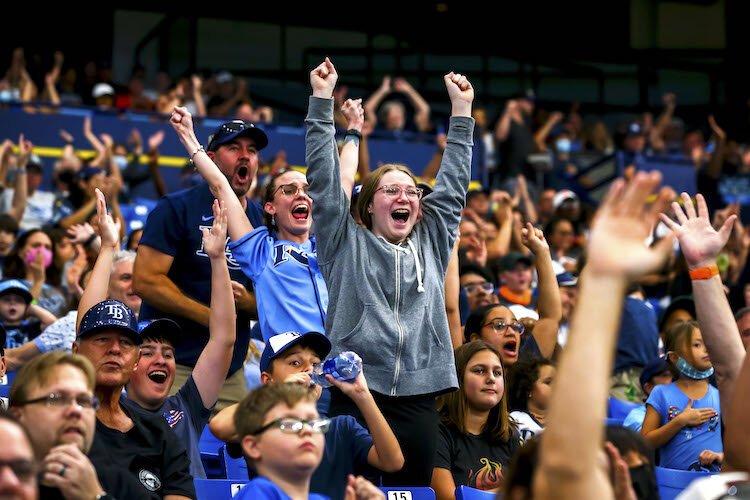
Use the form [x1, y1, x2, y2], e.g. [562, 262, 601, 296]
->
[259, 331, 331, 373]
[138, 318, 181, 346]
[499, 251, 533, 271]
[0, 279, 32, 304]
[639, 356, 670, 391]
[626, 122, 644, 137]
[207, 120, 268, 152]
[77, 299, 141, 345]
[556, 272, 578, 287]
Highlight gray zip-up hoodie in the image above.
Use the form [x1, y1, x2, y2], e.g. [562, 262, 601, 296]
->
[305, 97, 474, 397]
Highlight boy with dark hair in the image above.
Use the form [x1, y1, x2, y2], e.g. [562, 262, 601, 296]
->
[210, 331, 403, 500]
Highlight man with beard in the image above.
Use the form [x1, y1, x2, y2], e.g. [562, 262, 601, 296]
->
[134, 119, 267, 409]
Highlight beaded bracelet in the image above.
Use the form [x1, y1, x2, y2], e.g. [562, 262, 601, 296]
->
[190, 145, 205, 162]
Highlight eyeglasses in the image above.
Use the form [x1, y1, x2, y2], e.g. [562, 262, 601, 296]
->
[376, 185, 423, 200]
[207, 121, 254, 150]
[274, 183, 309, 197]
[463, 282, 494, 294]
[16, 392, 100, 411]
[482, 319, 525, 335]
[0, 459, 39, 483]
[252, 417, 331, 436]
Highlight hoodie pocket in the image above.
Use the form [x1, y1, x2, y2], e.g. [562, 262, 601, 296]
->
[402, 305, 448, 372]
[338, 304, 398, 368]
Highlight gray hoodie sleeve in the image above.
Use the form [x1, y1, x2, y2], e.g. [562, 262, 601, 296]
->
[304, 96, 355, 267]
[419, 115, 475, 271]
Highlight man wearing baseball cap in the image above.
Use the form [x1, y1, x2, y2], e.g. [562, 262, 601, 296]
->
[134, 116, 269, 410]
[74, 190, 195, 499]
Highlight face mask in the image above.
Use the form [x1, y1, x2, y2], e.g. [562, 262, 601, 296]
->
[113, 155, 128, 170]
[25, 246, 53, 269]
[629, 464, 659, 500]
[555, 138, 571, 153]
[675, 356, 714, 380]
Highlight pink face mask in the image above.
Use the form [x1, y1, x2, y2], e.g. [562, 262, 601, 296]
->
[24, 246, 53, 269]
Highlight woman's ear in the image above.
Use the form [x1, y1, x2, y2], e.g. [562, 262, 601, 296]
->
[264, 201, 276, 217]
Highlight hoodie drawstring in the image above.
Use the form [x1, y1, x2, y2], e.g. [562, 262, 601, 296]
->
[406, 238, 425, 293]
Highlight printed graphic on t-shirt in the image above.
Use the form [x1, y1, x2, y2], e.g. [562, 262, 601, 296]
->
[468, 457, 504, 490]
[163, 409, 185, 428]
[195, 228, 240, 270]
[667, 405, 720, 433]
[272, 243, 310, 268]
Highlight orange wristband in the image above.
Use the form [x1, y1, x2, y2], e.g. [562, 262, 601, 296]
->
[689, 263, 719, 280]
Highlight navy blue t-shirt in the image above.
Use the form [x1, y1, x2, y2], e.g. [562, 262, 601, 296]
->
[138, 183, 264, 375]
[615, 296, 659, 373]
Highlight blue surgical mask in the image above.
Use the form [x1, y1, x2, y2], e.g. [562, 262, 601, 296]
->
[555, 138, 571, 153]
[113, 155, 128, 170]
[675, 356, 714, 380]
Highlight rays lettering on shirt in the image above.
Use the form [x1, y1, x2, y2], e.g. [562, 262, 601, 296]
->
[195, 226, 240, 270]
[273, 244, 310, 267]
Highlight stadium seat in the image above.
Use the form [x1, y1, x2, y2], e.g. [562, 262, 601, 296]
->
[220, 445, 249, 480]
[194, 478, 248, 500]
[655, 466, 717, 500]
[199, 425, 225, 479]
[605, 417, 625, 427]
[608, 397, 640, 419]
[454, 485, 496, 500]
[381, 486, 437, 500]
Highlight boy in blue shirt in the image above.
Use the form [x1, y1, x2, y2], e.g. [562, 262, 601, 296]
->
[0, 279, 56, 349]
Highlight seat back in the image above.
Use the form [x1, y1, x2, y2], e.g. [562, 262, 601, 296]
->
[379, 486, 437, 500]
[220, 445, 249, 480]
[655, 466, 716, 500]
[198, 425, 225, 479]
[454, 485, 497, 500]
[194, 479, 249, 500]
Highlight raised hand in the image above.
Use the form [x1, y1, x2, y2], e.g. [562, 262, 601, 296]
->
[443, 72, 473, 117]
[708, 115, 726, 141]
[17, 133, 33, 166]
[170, 106, 198, 145]
[147, 130, 165, 152]
[67, 223, 96, 245]
[341, 98, 365, 131]
[310, 57, 338, 99]
[201, 199, 227, 260]
[95, 188, 120, 249]
[586, 171, 674, 279]
[659, 192, 735, 269]
[521, 222, 550, 255]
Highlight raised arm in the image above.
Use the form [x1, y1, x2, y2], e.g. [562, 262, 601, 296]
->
[363, 76, 391, 130]
[327, 370, 405, 473]
[495, 100, 517, 143]
[339, 98, 364, 201]
[725, 328, 750, 470]
[534, 172, 673, 499]
[521, 222, 560, 358]
[170, 105, 252, 241]
[659, 192, 743, 420]
[146, 130, 169, 197]
[76, 188, 121, 330]
[7, 134, 30, 223]
[393, 77, 432, 133]
[192, 200, 236, 408]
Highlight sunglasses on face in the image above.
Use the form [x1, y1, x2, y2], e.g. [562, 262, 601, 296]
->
[252, 417, 331, 435]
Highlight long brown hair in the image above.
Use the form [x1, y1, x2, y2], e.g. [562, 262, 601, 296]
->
[438, 340, 514, 443]
[356, 163, 417, 230]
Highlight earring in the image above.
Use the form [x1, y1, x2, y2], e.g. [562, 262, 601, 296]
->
[271, 215, 276, 226]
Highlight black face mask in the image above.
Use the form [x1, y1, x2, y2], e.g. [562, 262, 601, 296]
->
[630, 464, 659, 500]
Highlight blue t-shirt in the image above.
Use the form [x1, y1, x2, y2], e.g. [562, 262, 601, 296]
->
[138, 183, 264, 375]
[229, 226, 328, 341]
[615, 297, 659, 373]
[123, 375, 211, 479]
[646, 382, 722, 471]
[2, 320, 41, 349]
[235, 476, 329, 500]
[623, 404, 647, 432]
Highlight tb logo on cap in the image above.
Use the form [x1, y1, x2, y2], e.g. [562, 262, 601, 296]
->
[105, 304, 126, 320]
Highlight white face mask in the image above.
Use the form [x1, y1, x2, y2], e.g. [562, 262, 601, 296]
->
[113, 155, 128, 170]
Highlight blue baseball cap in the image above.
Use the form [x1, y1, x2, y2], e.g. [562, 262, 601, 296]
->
[0, 279, 32, 304]
[556, 272, 578, 287]
[640, 356, 671, 391]
[77, 299, 141, 345]
[259, 331, 331, 373]
[206, 120, 268, 152]
[138, 318, 181, 346]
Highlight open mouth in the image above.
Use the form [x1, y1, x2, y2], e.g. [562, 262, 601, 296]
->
[148, 370, 168, 384]
[292, 204, 309, 220]
[502, 338, 518, 358]
[236, 165, 250, 182]
[391, 209, 410, 224]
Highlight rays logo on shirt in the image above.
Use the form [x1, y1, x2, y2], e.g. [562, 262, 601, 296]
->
[195, 228, 240, 270]
[272, 244, 310, 267]
[163, 409, 184, 428]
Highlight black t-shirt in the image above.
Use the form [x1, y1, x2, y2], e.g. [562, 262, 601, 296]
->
[498, 115, 534, 180]
[88, 398, 196, 499]
[39, 465, 145, 500]
[433, 421, 522, 492]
